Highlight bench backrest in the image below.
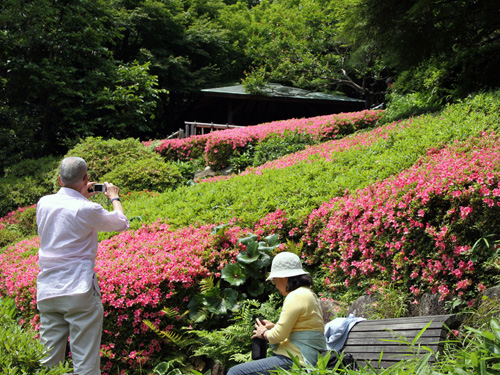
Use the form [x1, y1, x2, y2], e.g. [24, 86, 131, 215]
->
[341, 314, 459, 368]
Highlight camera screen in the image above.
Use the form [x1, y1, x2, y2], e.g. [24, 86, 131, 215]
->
[94, 184, 105, 192]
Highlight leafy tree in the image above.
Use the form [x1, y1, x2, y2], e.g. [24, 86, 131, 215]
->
[109, 0, 250, 133]
[349, 0, 500, 99]
[241, 0, 388, 106]
[0, 0, 164, 170]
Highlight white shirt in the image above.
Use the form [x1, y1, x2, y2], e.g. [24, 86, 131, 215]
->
[36, 187, 129, 302]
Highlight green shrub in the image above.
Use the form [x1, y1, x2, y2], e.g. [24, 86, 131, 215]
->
[365, 283, 410, 320]
[229, 146, 255, 174]
[0, 297, 71, 374]
[0, 156, 59, 217]
[0, 206, 38, 251]
[15, 206, 38, 237]
[173, 157, 206, 184]
[102, 156, 183, 193]
[60, 137, 157, 184]
[253, 131, 316, 167]
[0, 228, 21, 252]
[382, 91, 443, 124]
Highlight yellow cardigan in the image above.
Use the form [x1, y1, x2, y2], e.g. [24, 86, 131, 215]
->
[265, 287, 325, 364]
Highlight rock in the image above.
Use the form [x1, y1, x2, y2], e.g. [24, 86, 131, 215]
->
[482, 285, 500, 300]
[319, 299, 343, 322]
[194, 166, 216, 179]
[347, 295, 375, 318]
[221, 166, 233, 176]
[211, 361, 226, 375]
[409, 293, 448, 317]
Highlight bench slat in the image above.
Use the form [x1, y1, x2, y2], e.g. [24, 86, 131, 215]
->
[345, 336, 444, 346]
[337, 314, 460, 369]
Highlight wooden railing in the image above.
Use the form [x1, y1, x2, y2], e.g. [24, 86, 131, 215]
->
[183, 121, 244, 138]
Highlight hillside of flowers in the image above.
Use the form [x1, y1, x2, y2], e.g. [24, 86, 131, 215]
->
[1, 91, 500, 374]
[145, 110, 384, 170]
[202, 119, 411, 183]
[120, 92, 500, 231]
[297, 131, 500, 305]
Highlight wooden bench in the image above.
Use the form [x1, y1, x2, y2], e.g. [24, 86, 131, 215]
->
[340, 314, 461, 368]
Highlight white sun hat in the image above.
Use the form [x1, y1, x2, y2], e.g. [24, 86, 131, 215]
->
[266, 252, 309, 281]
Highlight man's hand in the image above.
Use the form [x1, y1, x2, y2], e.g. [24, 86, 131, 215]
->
[104, 182, 125, 214]
[82, 182, 100, 199]
[103, 182, 120, 200]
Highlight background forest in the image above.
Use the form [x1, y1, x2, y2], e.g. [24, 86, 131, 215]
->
[2, 0, 500, 172]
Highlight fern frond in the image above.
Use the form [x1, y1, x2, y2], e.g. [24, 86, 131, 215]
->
[199, 277, 215, 293]
[161, 307, 189, 320]
[284, 239, 303, 254]
[143, 319, 190, 346]
[143, 319, 159, 333]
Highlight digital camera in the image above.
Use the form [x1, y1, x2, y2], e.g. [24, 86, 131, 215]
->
[92, 184, 107, 193]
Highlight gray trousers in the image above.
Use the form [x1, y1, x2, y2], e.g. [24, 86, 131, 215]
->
[37, 284, 103, 375]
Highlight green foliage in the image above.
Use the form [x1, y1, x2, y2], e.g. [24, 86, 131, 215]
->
[0, 205, 39, 252]
[435, 319, 500, 375]
[382, 91, 443, 124]
[188, 277, 240, 323]
[221, 233, 279, 294]
[0, 205, 38, 250]
[241, 0, 379, 98]
[253, 131, 316, 167]
[350, 0, 500, 104]
[102, 156, 183, 193]
[229, 146, 255, 174]
[0, 297, 71, 374]
[143, 309, 202, 372]
[190, 298, 282, 368]
[187, 231, 280, 327]
[0, 156, 59, 217]
[60, 137, 160, 184]
[190, 300, 258, 367]
[0, 0, 166, 163]
[0, 228, 21, 252]
[85, 61, 167, 136]
[365, 283, 410, 320]
[462, 294, 500, 333]
[152, 361, 183, 375]
[174, 158, 206, 184]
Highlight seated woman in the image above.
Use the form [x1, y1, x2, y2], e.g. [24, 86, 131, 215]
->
[227, 252, 326, 375]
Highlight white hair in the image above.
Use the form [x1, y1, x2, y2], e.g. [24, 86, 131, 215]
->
[59, 157, 87, 187]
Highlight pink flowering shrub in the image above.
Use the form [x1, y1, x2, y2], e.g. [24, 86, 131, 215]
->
[200, 119, 408, 183]
[149, 110, 384, 169]
[0, 237, 41, 327]
[95, 221, 246, 372]
[297, 131, 500, 305]
[0, 217, 284, 373]
[145, 136, 208, 163]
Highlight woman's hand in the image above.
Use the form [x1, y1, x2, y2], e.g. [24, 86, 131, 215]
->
[252, 318, 274, 340]
[260, 319, 275, 330]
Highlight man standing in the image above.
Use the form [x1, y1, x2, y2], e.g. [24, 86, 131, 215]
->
[36, 157, 130, 375]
